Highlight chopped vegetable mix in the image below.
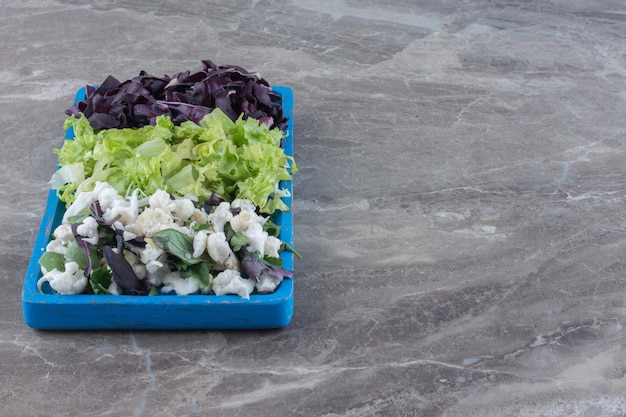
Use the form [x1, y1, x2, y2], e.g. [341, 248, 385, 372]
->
[38, 186, 299, 297]
[40, 60, 298, 297]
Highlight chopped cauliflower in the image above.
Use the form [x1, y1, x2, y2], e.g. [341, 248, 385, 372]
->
[145, 260, 169, 286]
[161, 271, 210, 295]
[138, 242, 166, 265]
[148, 189, 175, 212]
[207, 201, 233, 233]
[76, 216, 99, 245]
[207, 232, 240, 270]
[231, 199, 257, 213]
[40, 186, 291, 298]
[172, 198, 196, 223]
[62, 181, 111, 223]
[37, 261, 88, 294]
[230, 209, 266, 233]
[103, 189, 140, 225]
[255, 271, 283, 293]
[126, 207, 174, 237]
[192, 230, 208, 258]
[124, 250, 147, 280]
[264, 236, 282, 259]
[241, 221, 268, 256]
[45, 238, 68, 256]
[53, 223, 75, 244]
[190, 208, 209, 225]
[212, 269, 255, 299]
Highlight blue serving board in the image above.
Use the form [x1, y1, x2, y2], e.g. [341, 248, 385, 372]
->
[22, 86, 295, 330]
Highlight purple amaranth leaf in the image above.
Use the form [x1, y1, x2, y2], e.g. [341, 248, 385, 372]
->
[237, 247, 293, 281]
[101, 245, 149, 295]
[65, 60, 287, 130]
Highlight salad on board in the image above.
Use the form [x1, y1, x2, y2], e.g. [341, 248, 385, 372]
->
[38, 60, 298, 298]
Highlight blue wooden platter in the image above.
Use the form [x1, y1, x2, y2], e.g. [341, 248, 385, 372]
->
[22, 86, 295, 330]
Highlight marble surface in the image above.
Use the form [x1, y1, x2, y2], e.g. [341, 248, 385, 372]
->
[2, 0, 626, 416]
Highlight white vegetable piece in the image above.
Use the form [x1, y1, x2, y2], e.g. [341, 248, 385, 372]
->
[207, 201, 233, 233]
[264, 236, 282, 259]
[172, 198, 196, 223]
[231, 199, 257, 213]
[192, 230, 208, 258]
[95, 185, 125, 213]
[145, 260, 168, 286]
[212, 269, 255, 299]
[230, 209, 266, 233]
[76, 216, 99, 245]
[62, 181, 111, 223]
[53, 223, 75, 244]
[45, 238, 68, 257]
[241, 221, 268, 256]
[138, 242, 166, 265]
[36, 261, 88, 294]
[207, 232, 240, 270]
[103, 188, 140, 226]
[161, 271, 210, 295]
[255, 271, 283, 294]
[123, 250, 147, 280]
[127, 207, 174, 237]
[148, 189, 175, 213]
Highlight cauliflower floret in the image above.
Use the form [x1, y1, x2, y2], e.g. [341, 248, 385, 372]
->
[107, 281, 121, 295]
[145, 260, 168, 286]
[190, 208, 209, 225]
[138, 241, 166, 264]
[97, 186, 125, 213]
[45, 238, 68, 256]
[124, 250, 147, 280]
[37, 261, 87, 294]
[192, 230, 208, 258]
[161, 271, 210, 295]
[103, 189, 140, 226]
[242, 221, 268, 256]
[264, 236, 282, 259]
[62, 181, 111, 223]
[255, 271, 283, 294]
[212, 269, 255, 299]
[76, 216, 99, 245]
[148, 189, 175, 212]
[231, 199, 257, 213]
[172, 198, 196, 223]
[126, 207, 173, 237]
[53, 223, 75, 244]
[207, 201, 233, 233]
[229, 209, 266, 233]
[207, 232, 240, 271]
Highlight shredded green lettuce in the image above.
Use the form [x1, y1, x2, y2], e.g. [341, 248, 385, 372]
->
[54, 109, 296, 214]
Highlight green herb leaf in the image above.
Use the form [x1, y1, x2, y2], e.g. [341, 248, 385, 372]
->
[280, 242, 302, 259]
[263, 218, 281, 237]
[152, 229, 206, 265]
[262, 255, 283, 268]
[89, 268, 113, 294]
[66, 241, 90, 269]
[180, 260, 213, 288]
[39, 251, 66, 272]
[229, 232, 248, 252]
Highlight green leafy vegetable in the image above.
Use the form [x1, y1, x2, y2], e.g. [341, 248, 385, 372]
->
[39, 251, 65, 273]
[152, 229, 207, 265]
[89, 268, 113, 294]
[54, 109, 296, 214]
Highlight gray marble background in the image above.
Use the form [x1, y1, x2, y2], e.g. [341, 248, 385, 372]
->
[2, 0, 626, 416]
